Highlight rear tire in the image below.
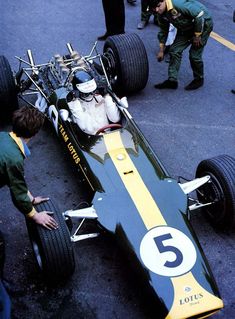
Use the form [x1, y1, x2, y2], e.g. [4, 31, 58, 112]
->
[26, 199, 75, 283]
[196, 155, 235, 230]
[0, 56, 18, 123]
[103, 33, 149, 95]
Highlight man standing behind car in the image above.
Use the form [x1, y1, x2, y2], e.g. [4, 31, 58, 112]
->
[98, 0, 125, 40]
[151, 0, 213, 90]
[0, 106, 58, 230]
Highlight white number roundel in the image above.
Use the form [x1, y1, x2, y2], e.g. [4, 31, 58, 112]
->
[140, 226, 197, 277]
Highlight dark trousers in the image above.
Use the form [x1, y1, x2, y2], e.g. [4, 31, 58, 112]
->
[102, 0, 125, 35]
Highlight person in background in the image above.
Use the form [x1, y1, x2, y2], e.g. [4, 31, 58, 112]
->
[68, 71, 121, 135]
[151, 0, 213, 90]
[98, 0, 125, 41]
[137, 1, 177, 63]
[0, 107, 58, 230]
[137, 0, 159, 29]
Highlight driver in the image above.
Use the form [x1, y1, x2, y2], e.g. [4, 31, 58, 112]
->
[68, 71, 120, 135]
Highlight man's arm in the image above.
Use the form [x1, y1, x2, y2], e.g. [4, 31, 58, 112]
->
[157, 17, 171, 61]
[7, 162, 35, 216]
[157, 14, 170, 43]
[104, 95, 121, 123]
[176, 2, 209, 40]
[68, 99, 92, 132]
[7, 162, 58, 230]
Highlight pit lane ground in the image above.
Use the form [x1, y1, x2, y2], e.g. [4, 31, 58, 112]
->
[0, 1, 235, 318]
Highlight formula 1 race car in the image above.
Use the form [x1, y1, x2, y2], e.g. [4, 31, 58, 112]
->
[1, 33, 235, 319]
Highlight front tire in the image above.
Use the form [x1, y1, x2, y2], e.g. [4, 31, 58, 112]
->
[0, 56, 18, 123]
[196, 155, 235, 230]
[103, 33, 149, 95]
[26, 199, 75, 282]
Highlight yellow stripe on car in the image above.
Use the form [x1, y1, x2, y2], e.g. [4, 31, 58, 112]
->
[104, 130, 223, 319]
[104, 130, 166, 229]
[165, 272, 223, 319]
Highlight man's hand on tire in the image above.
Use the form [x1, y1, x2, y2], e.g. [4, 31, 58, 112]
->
[31, 212, 59, 230]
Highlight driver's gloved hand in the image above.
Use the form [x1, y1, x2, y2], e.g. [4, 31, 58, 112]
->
[97, 82, 108, 96]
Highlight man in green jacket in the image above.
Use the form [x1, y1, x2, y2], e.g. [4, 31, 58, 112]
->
[151, 0, 213, 90]
[0, 106, 58, 230]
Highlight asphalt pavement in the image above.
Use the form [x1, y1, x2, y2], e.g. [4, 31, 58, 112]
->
[0, 1, 235, 318]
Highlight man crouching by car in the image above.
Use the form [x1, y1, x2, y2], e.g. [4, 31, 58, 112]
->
[0, 106, 58, 230]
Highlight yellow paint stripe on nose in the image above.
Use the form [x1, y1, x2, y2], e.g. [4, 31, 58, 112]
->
[104, 131, 223, 319]
[210, 31, 235, 51]
[104, 131, 166, 229]
[165, 272, 223, 319]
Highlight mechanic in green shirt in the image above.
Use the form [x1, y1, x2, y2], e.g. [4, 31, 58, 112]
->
[0, 106, 58, 230]
[151, 0, 213, 90]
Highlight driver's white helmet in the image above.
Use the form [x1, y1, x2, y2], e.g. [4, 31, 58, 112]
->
[72, 70, 97, 101]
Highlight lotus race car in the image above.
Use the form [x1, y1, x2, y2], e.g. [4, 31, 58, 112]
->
[1, 33, 235, 319]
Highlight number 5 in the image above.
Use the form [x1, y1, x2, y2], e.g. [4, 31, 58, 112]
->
[154, 233, 183, 268]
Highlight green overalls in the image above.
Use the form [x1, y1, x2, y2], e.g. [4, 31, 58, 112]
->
[158, 0, 213, 81]
[0, 132, 36, 217]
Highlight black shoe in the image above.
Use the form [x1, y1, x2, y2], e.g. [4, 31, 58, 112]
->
[185, 78, 204, 90]
[97, 33, 110, 41]
[154, 80, 178, 89]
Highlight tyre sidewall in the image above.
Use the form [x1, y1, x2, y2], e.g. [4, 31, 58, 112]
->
[26, 199, 75, 282]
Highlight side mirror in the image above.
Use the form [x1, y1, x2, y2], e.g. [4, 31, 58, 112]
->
[59, 109, 69, 121]
[120, 96, 128, 108]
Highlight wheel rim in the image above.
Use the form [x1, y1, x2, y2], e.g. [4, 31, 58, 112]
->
[32, 240, 43, 269]
[103, 48, 118, 80]
[198, 171, 225, 221]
